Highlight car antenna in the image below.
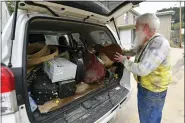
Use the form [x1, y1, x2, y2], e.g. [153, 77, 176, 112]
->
[8, 1, 19, 68]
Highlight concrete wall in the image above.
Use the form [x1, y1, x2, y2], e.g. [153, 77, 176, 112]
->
[157, 15, 172, 41]
[116, 11, 137, 26]
[116, 11, 138, 49]
[119, 29, 132, 49]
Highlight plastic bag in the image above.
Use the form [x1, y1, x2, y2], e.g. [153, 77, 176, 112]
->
[84, 54, 105, 83]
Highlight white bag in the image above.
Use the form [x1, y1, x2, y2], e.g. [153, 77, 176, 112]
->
[44, 57, 77, 83]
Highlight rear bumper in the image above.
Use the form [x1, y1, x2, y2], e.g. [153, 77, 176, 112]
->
[96, 108, 117, 123]
[2, 112, 20, 123]
[95, 93, 130, 123]
[2, 88, 130, 123]
[70, 85, 130, 123]
[41, 84, 131, 123]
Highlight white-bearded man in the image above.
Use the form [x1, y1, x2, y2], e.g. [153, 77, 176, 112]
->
[114, 13, 172, 123]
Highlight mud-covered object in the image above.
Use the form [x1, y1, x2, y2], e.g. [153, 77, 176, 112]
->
[74, 51, 85, 84]
[32, 94, 58, 105]
[100, 44, 122, 62]
[112, 62, 124, 80]
[99, 53, 114, 68]
[75, 82, 89, 94]
[31, 68, 59, 105]
[58, 79, 76, 99]
[75, 58, 85, 84]
[27, 65, 42, 91]
[94, 44, 104, 56]
[84, 54, 106, 83]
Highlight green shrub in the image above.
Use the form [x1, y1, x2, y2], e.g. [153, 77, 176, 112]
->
[169, 40, 181, 48]
[172, 22, 185, 30]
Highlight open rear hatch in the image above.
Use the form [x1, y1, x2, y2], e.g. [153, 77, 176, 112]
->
[17, 1, 142, 122]
[25, 17, 129, 123]
[19, 1, 141, 24]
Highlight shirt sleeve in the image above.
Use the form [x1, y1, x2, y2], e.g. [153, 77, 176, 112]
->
[122, 37, 169, 76]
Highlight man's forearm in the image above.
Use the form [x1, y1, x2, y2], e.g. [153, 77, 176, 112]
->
[122, 58, 150, 76]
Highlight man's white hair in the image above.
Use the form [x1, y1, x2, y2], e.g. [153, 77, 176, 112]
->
[136, 13, 160, 32]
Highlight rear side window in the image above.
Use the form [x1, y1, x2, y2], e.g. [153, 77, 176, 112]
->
[45, 35, 59, 45]
[71, 33, 84, 46]
[45, 34, 70, 46]
[72, 33, 80, 42]
[89, 30, 112, 45]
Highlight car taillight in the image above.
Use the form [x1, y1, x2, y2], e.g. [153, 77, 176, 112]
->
[1, 66, 18, 115]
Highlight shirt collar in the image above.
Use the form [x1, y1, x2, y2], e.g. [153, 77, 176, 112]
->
[136, 33, 161, 52]
[149, 33, 160, 41]
[143, 33, 160, 46]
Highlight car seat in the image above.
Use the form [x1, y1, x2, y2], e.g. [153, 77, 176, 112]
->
[28, 34, 45, 44]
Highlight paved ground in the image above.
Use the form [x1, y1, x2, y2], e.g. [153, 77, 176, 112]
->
[109, 47, 184, 123]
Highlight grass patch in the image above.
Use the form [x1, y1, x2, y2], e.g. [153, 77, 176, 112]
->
[169, 40, 181, 48]
[172, 22, 185, 30]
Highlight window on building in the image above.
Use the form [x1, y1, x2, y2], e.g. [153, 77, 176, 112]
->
[123, 12, 128, 24]
[89, 30, 112, 45]
[71, 33, 84, 46]
[133, 15, 136, 24]
[131, 29, 136, 44]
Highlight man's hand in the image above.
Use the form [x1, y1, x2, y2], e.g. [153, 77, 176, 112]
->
[114, 52, 127, 63]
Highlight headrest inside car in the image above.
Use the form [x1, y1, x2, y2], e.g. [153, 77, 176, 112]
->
[28, 34, 45, 44]
[58, 36, 68, 46]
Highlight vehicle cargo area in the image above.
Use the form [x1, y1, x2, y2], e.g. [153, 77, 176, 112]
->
[26, 17, 125, 121]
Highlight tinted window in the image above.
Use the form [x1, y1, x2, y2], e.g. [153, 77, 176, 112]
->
[45, 34, 70, 46]
[90, 30, 112, 45]
[71, 33, 84, 46]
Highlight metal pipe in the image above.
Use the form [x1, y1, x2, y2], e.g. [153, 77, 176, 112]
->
[179, 1, 182, 48]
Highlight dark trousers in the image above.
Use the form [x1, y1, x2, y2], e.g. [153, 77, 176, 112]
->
[137, 84, 167, 123]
